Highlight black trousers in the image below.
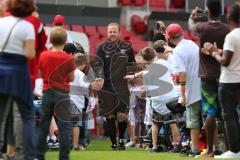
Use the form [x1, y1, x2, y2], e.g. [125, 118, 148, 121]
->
[219, 83, 240, 152]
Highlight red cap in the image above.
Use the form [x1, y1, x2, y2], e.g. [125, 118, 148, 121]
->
[166, 23, 183, 39]
[53, 15, 65, 25]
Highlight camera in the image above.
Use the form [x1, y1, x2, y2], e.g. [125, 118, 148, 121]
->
[193, 8, 208, 22]
[196, 8, 207, 18]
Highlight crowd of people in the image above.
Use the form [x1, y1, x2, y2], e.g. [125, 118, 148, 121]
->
[0, 0, 240, 160]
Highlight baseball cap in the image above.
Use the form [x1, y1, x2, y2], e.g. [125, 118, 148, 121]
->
[53, 15, 65, 25]
[165, 23, 183, 39]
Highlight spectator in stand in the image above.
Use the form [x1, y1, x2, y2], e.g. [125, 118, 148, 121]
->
[188, 0, 229, 157]
[166, 23, 202, 157]
[0, 0, 36, 159]
[202, 3, 240, 159]
[36, 27, 75, 160]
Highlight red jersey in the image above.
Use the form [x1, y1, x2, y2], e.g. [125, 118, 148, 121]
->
[38, 51, 75, 92]
[25, 15, 47, 88]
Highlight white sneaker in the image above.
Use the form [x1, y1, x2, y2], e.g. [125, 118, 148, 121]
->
[125, 141, 134, 148]
[214, 151, 240, 159]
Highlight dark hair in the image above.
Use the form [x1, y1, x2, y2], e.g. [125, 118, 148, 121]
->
[54, 23, 63, 26]
[50, 27, 67, 46]
[74, 53, 87, 67]
[63, 42, 85, 55]
[228, 3, 240, 24]
[153, 32, 166, 42]
[206, 0, 222, 18]
[73, 42, 85, 54]
[64, 43, 78, 54]
[141, 47, 156, 62]
[8, 0, 35, 17]
[153, 40, 166, 53]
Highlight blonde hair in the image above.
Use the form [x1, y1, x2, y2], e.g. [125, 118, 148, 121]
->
[50, 27, 67, 46]
[108, 22, 120, 31]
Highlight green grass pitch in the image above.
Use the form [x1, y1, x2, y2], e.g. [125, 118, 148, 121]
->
[46, 138, 236, 160]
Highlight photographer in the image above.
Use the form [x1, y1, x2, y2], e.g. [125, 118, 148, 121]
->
[188, 0, 229, 158]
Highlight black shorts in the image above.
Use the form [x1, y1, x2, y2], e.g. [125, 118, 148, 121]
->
[152, 109, 174, 123]
[98, 89, 129, 117]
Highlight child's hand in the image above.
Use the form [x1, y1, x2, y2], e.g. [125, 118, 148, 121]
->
[124, 74, 135, 80]
[91, 78, 104, 90]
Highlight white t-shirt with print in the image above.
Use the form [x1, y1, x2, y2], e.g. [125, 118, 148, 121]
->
[70, 69, 90, 111]
[167, 53, 177, 74]
[0, 16, 35, 54]
[172, 39, 201, 106]
[220, 28, 240, 83]
[143, 59, 179, 115]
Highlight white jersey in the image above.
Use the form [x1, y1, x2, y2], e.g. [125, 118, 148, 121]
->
[70, 69, 90, 111]
[143, 59, 179, 115]
[172, 39, 201, 106]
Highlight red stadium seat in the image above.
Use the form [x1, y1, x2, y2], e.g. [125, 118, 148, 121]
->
[71, 25, 84, 32]
[44, 23, 70, 30]
[89, 35, 102, 54]
[149, 0, 166, 9]
[120, 25, 127, 33]
[132, 40, 148, 53]
[44, 23, 54, 27]
[130, 15, 142, 27]
[134, 0, 146, 6]
[97, 26, 108, 37]
[170, 0, 185, 9]
[118, 0, 132, 6]
[84, 25, 98, 37]
[62, 24, 71, 30]
[133, 21, 147, 35]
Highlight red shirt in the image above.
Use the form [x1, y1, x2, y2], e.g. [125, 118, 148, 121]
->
[38, 51, 75, 92]
[25, 15, 47, 88]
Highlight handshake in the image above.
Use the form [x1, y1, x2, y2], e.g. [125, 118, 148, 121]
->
[90, 78, 104, 91]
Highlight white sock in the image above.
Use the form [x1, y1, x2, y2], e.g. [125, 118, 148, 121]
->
[50, 135, 57, 141]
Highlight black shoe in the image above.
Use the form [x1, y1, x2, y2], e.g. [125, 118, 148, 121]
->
[118, 139, 125, 150]
[111, 144, 118, 151]
[150, 147, 160, 153]
[214, 150, 223, 155]
[169, 145, 181, 153]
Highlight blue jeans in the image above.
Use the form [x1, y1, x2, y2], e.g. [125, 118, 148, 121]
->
[36, 89, 72, 160]
[0, 94, 36, 160]
[219, 83, 240, 153]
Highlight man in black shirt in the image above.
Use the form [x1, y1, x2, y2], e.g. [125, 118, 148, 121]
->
[188, 0, 229, 157]
[94, 23, 135, 150]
